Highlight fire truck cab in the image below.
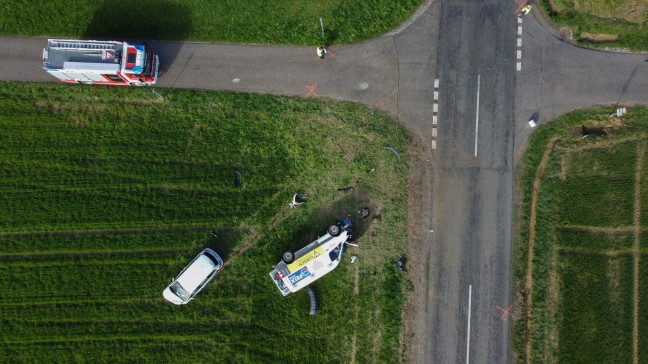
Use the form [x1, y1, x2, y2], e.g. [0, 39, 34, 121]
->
[42, 39, 158, 86]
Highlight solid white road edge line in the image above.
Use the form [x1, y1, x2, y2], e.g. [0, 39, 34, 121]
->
[467, 284, 472, 364]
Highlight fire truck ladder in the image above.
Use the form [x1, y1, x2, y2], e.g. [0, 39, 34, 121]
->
[49, 40, 116, 50]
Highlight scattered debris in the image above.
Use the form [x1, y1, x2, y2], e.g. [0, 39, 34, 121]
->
[351, 255, 357, 263]
[397, 256, 407, 273]
[210, 232, 219, 238]
[384, 146, 401, 160]
[430, 228, 435, 233]
[234, 171, 241, 187]
[360, 207, 370, 218]
[368, 168, 375, 173]
[338, 186, 354, 192]
[308, 287, 318, 315]
[612, 107, 627, 117]
[289, 193, 307, 208]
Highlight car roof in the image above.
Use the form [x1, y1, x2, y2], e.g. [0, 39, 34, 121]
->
[176, 255, 217, 293]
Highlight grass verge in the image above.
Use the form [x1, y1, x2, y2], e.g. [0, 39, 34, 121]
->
[0, 82, 410, 362]
[0, 0, 423, 45]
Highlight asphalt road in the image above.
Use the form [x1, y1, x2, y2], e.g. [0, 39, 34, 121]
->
[424, 0, 516, 362]
[2, 3, 648, 363]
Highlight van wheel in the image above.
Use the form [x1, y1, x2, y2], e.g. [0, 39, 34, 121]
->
[282, 251, 295, 264]
[328, 224, 341, 237]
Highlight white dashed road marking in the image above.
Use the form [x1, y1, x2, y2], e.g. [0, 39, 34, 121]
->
[433, 79, 439, 151]
[517, 18, 523, 71]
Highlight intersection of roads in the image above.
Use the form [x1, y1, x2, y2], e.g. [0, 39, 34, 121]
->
[2, 1, 648, 362]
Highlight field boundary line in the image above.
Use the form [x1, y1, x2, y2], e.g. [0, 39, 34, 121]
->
[524, 137, 558, 364]
[632, 144, 643, 364]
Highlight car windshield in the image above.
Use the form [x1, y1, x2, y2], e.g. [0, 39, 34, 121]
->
[169, 282, 190, 301]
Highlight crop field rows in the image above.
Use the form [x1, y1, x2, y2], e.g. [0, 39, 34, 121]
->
[0, 82, 410, 362]
[516, 109, 648, 364]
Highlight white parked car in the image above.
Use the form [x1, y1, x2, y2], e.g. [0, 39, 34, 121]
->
[163, 248, 223, 305]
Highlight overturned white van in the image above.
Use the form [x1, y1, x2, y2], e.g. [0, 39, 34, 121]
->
[269, 220, 354, 296]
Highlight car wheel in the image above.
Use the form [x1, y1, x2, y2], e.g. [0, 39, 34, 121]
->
[328, 224, 341, 237]
[282, 251, 295, 264]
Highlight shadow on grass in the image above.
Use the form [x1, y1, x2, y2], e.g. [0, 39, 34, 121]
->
[282, 188, 377, 254]
[83, 0, 192, 75]
[206, 227, 245, 262]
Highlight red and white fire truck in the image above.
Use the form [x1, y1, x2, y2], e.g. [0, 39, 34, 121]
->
[42, 39, 159, 86]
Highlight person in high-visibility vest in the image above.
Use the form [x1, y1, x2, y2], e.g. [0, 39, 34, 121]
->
[317, 46, 327, 59]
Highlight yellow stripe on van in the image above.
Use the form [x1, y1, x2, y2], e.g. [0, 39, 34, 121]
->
[287, 247, 325, 272]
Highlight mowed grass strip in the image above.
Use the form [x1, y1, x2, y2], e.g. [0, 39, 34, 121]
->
[514, 107, 648, 363]
[0, 0, 422, 44]
[0, 82, 409, 362]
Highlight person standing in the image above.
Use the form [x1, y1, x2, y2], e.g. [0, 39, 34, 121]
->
[317, 45, 327, 59]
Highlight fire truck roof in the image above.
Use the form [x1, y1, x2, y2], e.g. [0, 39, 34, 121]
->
[43, 39, 123, 70]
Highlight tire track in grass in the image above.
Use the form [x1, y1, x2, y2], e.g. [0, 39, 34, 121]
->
[524, 138, 558, 364]
[350, 262, 360, 364]
[632, 144, 643, 364]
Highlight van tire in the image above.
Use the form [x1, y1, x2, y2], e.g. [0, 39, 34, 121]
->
[282, 251, 295, 264]
[328, 224, 341, 237]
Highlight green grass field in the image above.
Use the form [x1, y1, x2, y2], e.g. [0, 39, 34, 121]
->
[542, 0, 648, 50]
[0, 82, 410, 362]
[514, 107, 648, 363]
[0, 0, 422, 45]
